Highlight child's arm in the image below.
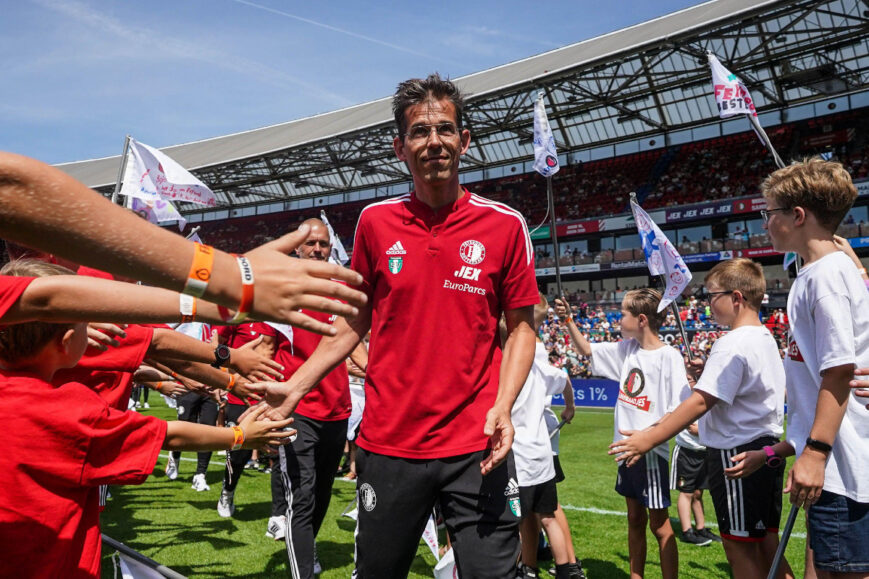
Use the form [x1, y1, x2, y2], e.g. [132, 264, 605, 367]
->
[162, 404, 294, 451]
[724, 441, 795, 480]
[148, 328, 283, 381]
[553, 298, 592, 357]
[608, 389, 718, 466]
[560, 381, 575, 424]
[787, 363, 854, 507]
[851, 367, 869, 410]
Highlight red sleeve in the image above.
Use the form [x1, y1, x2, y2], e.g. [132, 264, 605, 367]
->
[76, 265, 114, 280]
[499, 219, 539, 311]
[0, 276, 35, 319]
[72, 324, 154, 372]
[80, 403, 166, 486]
[350, 212, 375, 300]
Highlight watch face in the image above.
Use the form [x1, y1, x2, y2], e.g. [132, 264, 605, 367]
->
[767, 455, 782, 468]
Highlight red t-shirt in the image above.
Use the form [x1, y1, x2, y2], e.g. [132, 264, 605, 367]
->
[273, 313, 351, 422]
[75, 265, 114, 280]
[0, 372, 166, 578]
[53, 325, 154, 411]
[0, 275, 35, 319]
[217, 322, 277, 405]
[350, 191, 539, 458]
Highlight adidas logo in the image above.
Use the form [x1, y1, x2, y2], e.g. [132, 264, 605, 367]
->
[504, 477, 519, 497]
[755, 521, 766, 530]
[386, 241, 406, 255]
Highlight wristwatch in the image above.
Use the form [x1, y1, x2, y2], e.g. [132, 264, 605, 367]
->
[763, 446, 782, 468]
[805, 437, 833, 454]
[211, 344, 231, 369]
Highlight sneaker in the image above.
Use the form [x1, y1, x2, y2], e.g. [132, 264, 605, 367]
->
[681, 528, 712, 546]
[165, 456, 178, 481]
[517, 564, 538, 578]
[313, 544, 322, 575]
[143, 402, 150, 409]
[191, 473, 210, 492]
[569, 562, 587, 579]
[244, 460, 257, 470]
[265, 515, 286, 540]
[217, 488, 236, 518]
[697, 527, 723, 543]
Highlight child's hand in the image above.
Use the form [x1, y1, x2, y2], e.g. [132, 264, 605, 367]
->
[553, 297, 571, 319]
[685, 356, 705, 382]
[724, 449, 764, 479]
[87, 322, 127, 351]
[608, 429, 652, 467]
[833, 235, 862, 269]
[785, 450, 826, 507]
[238, 404, 295, 450]
[851, 368, 869, 410]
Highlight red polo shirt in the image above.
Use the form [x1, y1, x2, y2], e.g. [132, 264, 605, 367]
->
[0, 276, 35, 319]
[350, 190, 538, 458]
[273, 312, 352, 422]
[217, 322, 277, 405]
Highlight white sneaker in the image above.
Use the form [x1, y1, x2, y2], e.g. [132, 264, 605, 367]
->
[135, 401, 143, 409]
[165, 456, 178, 481]
[217, 488, 236, 518]
[191, 473, 210, 492]
[265, 515, 287, 540]
[143, 402, 150, 409]
[313, 544, 322, 575]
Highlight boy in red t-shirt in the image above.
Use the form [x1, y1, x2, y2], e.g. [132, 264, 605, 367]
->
[0, 262, 295, 579]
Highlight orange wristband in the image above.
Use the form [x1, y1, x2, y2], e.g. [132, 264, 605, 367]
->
[218, 256, 254, 324]
[183, 243, 214, 298]
[226, 374, 237, 392]
[179, 294, 197, 323]
[230, 425, 245, 450]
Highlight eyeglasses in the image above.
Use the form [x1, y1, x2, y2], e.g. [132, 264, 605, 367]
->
[759, 207, 791, 223]
[706, 290, 734, 297]
[403, 122, 459, 141]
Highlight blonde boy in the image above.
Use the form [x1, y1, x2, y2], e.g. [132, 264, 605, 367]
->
[611, 259, 793, 579]
[761, 158, 869, 578]
[559, 289, 682, 579]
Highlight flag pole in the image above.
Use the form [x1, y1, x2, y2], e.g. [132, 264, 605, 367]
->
[110, 134, 132, 205]
[547, 175, 565, 298]
[767, 504, 799, 579]
[185, 226, 201, 240]
[748, 114, 786, 170]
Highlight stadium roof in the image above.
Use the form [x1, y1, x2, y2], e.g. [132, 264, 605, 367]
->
[59, 0, 869, 213]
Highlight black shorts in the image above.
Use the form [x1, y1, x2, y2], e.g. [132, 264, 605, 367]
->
[553, 455, 565, 484]
[355, 447, 520, 578]
[519, 478, 559, 515]
[670, 445, 708, 493]
[615, 453, 671, 509]
[707, 437, 784, 542]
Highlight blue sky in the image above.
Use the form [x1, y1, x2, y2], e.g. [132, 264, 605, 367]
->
[1, 0, 700, 164]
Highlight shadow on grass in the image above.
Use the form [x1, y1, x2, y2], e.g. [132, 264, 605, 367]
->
[583, 558, 630, 577]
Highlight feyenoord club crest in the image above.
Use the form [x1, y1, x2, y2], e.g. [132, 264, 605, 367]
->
[622, 368, 645, 398]
[388, 257, 403, 274]
[359, 483, 377, 511]
[459, 240, 486, 265]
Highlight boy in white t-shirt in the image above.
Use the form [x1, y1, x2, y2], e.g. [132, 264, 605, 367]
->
[559, 289, 682, 579]
[507, 295, 585, 579]
[610, 259, 793, 579]
[759, 158, 869, 578]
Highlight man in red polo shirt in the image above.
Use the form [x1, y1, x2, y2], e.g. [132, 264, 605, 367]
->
[263, 74, 538, 577]
[267, 219, 366, 578]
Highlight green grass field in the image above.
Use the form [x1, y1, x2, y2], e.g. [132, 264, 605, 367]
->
[101, 402, 807, 578]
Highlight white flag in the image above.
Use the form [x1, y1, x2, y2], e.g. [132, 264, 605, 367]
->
[630, 200, 692, 312]
[129, 197, 187, 231]
[116, 554, 166, 579]
[708, 53, 758, 119]
[320, 210, 349, 265]
[433, 547, 459, 579]
[120, 138, 217, 207]
[421, 515, 440, 561]
[532, 92, 559, 177]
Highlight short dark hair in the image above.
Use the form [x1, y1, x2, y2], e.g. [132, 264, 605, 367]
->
[622, 288, 666, 332]
[392, 73, 465, 137]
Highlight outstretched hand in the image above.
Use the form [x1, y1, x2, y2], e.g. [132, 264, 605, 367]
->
[480, 405, 514, 475]
[238, 404, 295, 450]
[243, 224, 367, 334]
[230, 335, 284, 381]
[87, 322, 127, 351]
[608, 429, 652, 467]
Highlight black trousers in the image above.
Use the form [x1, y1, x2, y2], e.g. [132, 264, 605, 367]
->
[171, 392, 219, 475]
[275, 414, 348, 579]
[353, 448, 521, 579]
[223, 404, 253, 491]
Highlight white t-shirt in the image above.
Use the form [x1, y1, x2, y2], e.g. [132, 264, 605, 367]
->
[512, 342, 568, 486]
[785, 250, 869, 502]
[591, 339, 687, 460]
[694, 326, 785, 449]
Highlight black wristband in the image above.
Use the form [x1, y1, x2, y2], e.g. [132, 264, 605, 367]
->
[805, 437, 832, 453]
